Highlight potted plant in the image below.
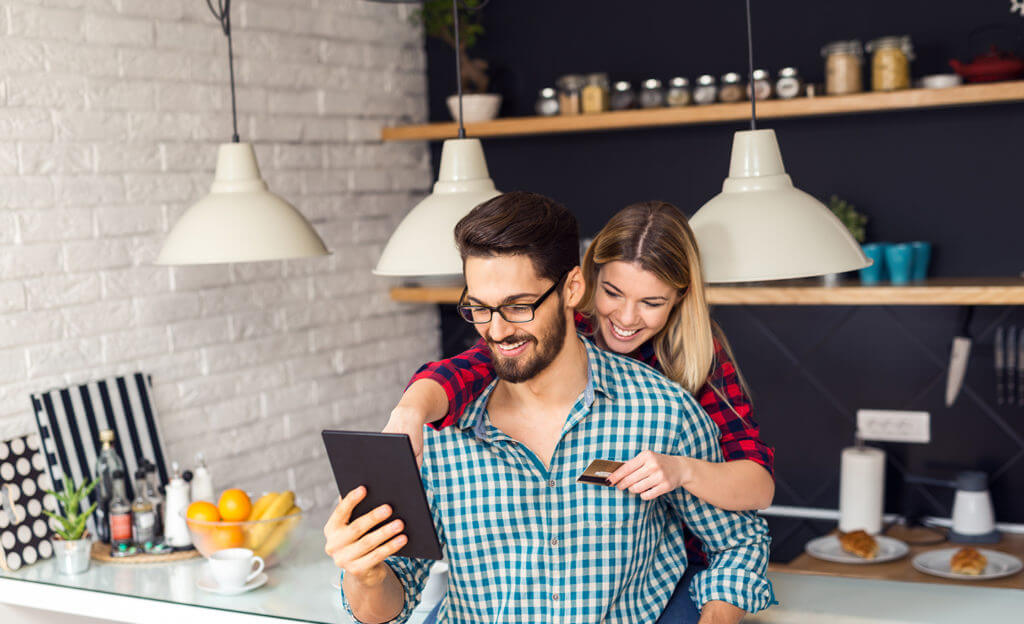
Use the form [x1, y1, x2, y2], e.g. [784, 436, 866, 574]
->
[415, 0, 501, 123]
[824, 194, 869, 285]
[43, 476, 98, 575]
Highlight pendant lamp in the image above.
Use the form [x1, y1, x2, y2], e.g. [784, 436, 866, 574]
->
[689, 1, 870, 283]
[156, 0, 328, 265]
[372, 0, 500, 277]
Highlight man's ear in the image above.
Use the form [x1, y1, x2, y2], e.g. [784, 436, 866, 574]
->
[564, 266, 585, 308]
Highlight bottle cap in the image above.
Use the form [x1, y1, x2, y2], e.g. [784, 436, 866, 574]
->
[99, 430, 115, 443]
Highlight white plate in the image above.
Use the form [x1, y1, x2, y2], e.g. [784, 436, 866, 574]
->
[912, 548, 1023, 581]
[805, 534, 909, 564]
[197, 571, 268, 595]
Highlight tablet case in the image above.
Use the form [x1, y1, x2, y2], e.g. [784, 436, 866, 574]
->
[321, 430, 442, 561]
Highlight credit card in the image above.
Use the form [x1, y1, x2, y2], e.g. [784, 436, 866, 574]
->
[577, 459, 624, 485]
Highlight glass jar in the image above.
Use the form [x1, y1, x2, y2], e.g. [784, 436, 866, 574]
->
[666, 77, 691, 107]
[866, 36, 913, 91]
[535, 87, 559, 116]
[746, 69, 773, 100]
[556, 74, 586, 115]
[719, 72, 745, 103]
[693, 74, 717, 105]
[610, 80, 635, 110]
[821, 40, 863, 95]
[639, 78, 666, 108]
[581, 73, 610, 113]
[775, 67, 803, 99]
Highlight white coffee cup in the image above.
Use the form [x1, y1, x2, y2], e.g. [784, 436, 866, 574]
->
[209, 548, 264, 589]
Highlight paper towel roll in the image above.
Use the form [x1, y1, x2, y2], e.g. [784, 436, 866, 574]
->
[839, 446, 885, 534]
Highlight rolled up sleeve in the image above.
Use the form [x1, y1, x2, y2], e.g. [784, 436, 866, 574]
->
[340, 557, 433, 624]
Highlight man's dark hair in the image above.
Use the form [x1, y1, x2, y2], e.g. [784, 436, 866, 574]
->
[454, 191, 579, 283]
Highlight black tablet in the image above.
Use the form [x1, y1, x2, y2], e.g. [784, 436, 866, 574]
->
[321, 430, 443, 561]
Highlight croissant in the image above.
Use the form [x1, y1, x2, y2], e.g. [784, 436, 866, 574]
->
[950, 547, 987, 575]
[838, 529, 878, 560]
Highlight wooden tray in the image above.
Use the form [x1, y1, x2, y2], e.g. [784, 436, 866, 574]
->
[90, 541, 200, 564]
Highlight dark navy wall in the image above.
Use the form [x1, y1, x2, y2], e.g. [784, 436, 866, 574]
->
[424, 1, 1024, 560]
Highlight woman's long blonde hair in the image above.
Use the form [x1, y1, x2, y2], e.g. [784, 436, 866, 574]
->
[579, 201, 751, 406]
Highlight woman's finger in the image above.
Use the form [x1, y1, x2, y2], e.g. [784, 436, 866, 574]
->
[607, 455, 644, 485]
[615, 464, 653, 491]
[639, 483, 671, 500]
[627, 474, 662, 495]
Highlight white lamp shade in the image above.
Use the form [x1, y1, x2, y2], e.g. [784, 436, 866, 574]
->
[373, 138, 500, 277]
[156, 143, 329, 265]
[690, 129, 871, 283]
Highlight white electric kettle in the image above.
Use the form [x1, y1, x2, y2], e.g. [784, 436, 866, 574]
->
[948, 470, 1000, 543]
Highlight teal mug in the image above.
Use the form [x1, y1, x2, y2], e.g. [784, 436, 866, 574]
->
[886, 243, 914, 285]
[859, 243, 887, 285]
[910, 241, 931, 281]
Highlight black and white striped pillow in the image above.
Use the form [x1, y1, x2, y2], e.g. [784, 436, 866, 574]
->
[30, 373, 168, 538]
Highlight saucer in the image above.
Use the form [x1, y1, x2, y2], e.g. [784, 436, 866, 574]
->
[197, 571, 268, 595]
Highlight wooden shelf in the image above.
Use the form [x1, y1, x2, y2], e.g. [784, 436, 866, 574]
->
[381, 81, 1024, 142]
[390, 278, 1024, 306]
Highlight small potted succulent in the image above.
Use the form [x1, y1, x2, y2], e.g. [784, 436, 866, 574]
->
[415, 0, 501, 123]
[43, 476, 98, 575]
[825, 195, 869, 285]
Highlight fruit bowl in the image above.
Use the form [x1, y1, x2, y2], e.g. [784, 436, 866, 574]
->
[184, 492, 304, 568]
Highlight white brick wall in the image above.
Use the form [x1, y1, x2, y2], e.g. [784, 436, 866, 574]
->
[0, 0, 438, 525]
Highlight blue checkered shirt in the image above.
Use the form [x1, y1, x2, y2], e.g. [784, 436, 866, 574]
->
[342, 336, 772, 623]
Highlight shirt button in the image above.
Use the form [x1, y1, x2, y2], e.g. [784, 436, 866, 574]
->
[552, 593, 560, 601]
[550, 537, 559, 546]
[547, 480, 556, 488]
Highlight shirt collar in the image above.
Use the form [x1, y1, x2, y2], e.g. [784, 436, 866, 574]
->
[455, 334, 617, 435]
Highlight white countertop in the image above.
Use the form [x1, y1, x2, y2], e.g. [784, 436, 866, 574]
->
[1, 529, 1021, 623]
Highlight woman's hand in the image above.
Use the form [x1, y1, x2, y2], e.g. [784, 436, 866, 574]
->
[382, 405, 427, 466]
[606, 450, 694, 500]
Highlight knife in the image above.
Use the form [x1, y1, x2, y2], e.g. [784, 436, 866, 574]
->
[1008, 326, 1018, 406]
[945, 307, 973, 407]
[995, 325, 1005, 406]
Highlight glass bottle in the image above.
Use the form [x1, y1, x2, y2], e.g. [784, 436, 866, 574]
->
[747, 69, 773, 101]
[581, 73, 610, 113]
[131, 469, 157, 551]
[693, 74, 718, 105]
[610, 81, 635, 110]
[719, 72, 745, 103]
[93, 429, 125, 544]
[822, 40, 864, 95]
[143, 461, 164, 539]
[535, 87, 559, 116]
[666, 77, 691, 107]
[775, 67, 803, 99]
[555, 74, 585, 115]
[639, 79, 666, 108]
[108, 469, 133, 557]
[866, 35, 913, 91]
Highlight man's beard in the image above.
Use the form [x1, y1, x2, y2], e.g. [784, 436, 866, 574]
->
[486, 309, 568, 383]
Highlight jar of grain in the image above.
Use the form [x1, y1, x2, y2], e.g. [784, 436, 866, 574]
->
[865, 36, 914, 91]
[821, 40, 864, 95]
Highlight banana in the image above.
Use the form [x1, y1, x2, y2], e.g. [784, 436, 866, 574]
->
[246, 491, 295, 551]
[248, 492, 277, 521]
[255, 505, 301, 559]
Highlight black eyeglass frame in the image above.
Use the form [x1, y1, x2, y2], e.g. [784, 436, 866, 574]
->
[457, 272, 568, 324]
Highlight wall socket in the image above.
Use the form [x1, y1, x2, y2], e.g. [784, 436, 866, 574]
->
[856, 409, 931, 443]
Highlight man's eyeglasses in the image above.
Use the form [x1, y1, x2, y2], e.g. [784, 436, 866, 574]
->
[457, 273, 567, 324]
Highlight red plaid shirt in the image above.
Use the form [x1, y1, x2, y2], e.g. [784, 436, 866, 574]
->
[408, 313, 774, 566]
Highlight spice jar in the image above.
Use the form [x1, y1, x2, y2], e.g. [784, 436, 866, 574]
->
[821, 40, 863, 95]
[719, 72, 745, 103]
[666, 77, 691, 107]
[693, 74, 717, 105]
[746, 69, 773, 100]
[866, 36, 913, 91]
[610, 81, 634, 110]
[639, 79, 666, 108]
[556, 74, 586, 115]
[775, 67, 803, 99]
[581, 73, 610, 113]
[535, 87, 559, 116]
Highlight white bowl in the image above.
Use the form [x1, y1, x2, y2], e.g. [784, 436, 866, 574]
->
[446, 93, 502, 123]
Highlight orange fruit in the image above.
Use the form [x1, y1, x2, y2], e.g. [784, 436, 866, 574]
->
[186, 501, 220, 524]
[209, 525, 245, 550]
[218, 489, 252, 522]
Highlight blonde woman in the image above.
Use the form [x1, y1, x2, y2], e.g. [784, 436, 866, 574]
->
[388, 201, 774, 623]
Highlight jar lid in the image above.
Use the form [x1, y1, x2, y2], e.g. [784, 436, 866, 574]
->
[642, 78, 662, 89]
[778, 67, 800, 78]
[669, 77, 690, 87]
[539, 87, 556, 97]
[696, 74, 716, 86]
[556, 74, 587, 89]
[613, 80, 632, 92]
[585, 72, 609, 82]
[866, 35, 914, 57]
[721, 72, 742, 84]
[751, 69, 770, 81]
[821, 39, 863, 57]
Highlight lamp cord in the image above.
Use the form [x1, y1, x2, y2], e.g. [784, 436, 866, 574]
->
[745, 0, 756, 130]
[207, 0, 240, 143]
[453, 0, 465, 138]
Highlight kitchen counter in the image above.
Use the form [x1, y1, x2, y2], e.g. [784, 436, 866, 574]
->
[1, 528, 1021, 623]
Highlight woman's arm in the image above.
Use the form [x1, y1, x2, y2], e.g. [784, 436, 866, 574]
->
[676, 457, 774, 510]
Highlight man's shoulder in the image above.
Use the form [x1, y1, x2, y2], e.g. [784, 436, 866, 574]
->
[593, 343, 689, 401]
